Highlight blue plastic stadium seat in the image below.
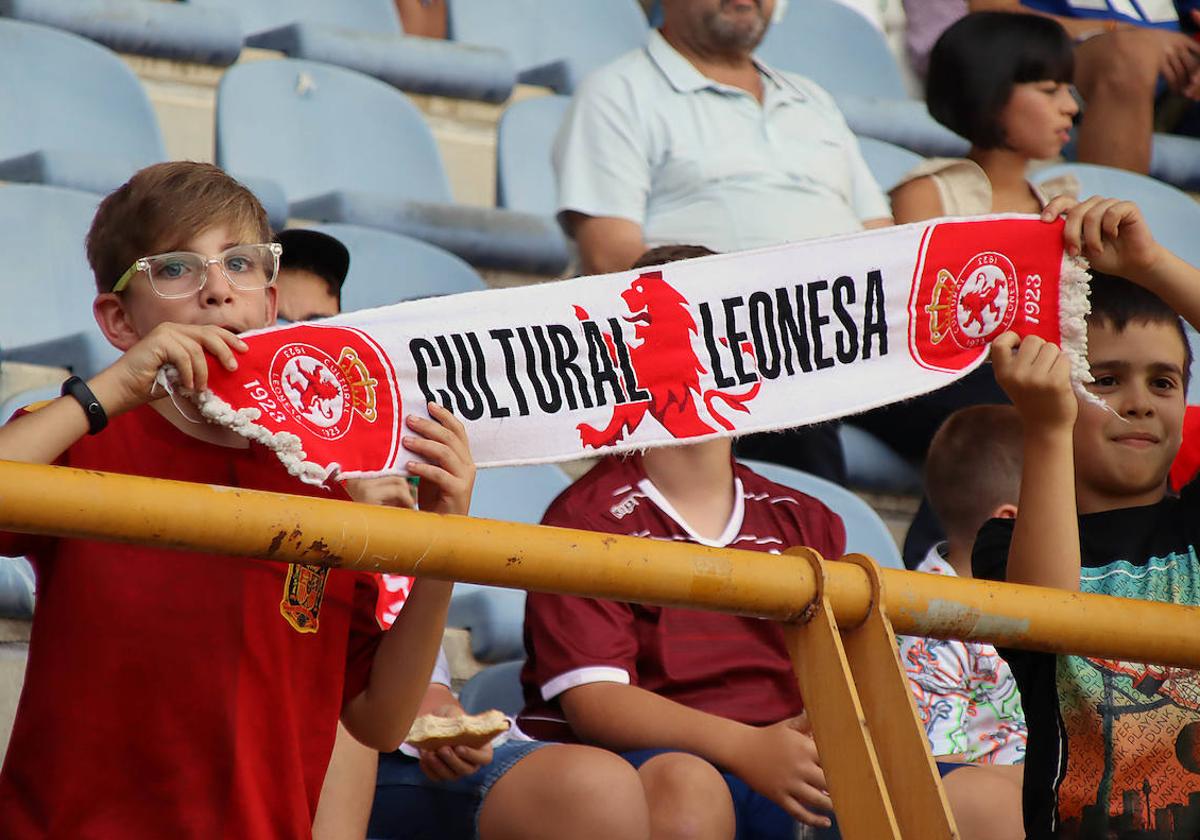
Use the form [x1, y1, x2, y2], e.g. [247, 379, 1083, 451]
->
[457, 659, 525, 717]
[0, 19, 165, 195]
[191, 0, 514, 104]
[446, 464, 572, 663]
[0, 0, 243, 66]
[836, 96, 971, 159]
[741, 459, 904, 569]
[217, 59, 568, 275]
[496, 95, 571, 215]
[856, 136, 924, 193]
[1030, 162, 1200, 268]
[839, 425, 922, 494]
[757, 0, 905, 100]
[755, 0, 970, 159]
[0, 185, 121, 377]
[300, 223, 486, 311]
[1148, 133, 1200, 192]
[447, 0, 647, 95]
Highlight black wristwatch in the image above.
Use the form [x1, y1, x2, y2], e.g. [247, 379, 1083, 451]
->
[61, 376, 108, 435]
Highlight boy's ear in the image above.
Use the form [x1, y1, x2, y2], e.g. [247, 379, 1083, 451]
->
[93, 293, 141, 352]
[264, 284, 279, 326]
[991, 502, 1018, 521]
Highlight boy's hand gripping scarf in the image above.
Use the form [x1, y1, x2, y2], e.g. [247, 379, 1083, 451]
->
[177, 215, 1091, 485]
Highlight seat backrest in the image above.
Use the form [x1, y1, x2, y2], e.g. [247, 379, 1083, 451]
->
[188, 0, 402, 37]
[1031, 163, 1200, 269]
[495, 95, 571, 215]
[470, 464, 572, 525]
[448, 0, 646, 93]
[457, 659, 526, 716]
[0, 19, 165, 169]
[856, 136, 923, 193]
[216, 59, 452, 205]
[740, 459, 903, 569]
[0, 185, 106, 361]
[306, 223, 485, 311]
[756, 0, 907, 100]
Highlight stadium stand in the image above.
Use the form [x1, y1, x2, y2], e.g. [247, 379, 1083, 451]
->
[189, 0, 516, 104]
[216, 59, 569, 276]
[0, 19, 164, 196]
[0, 185, 120, 379]
[447, 0, 648, 95]
[495, 94, 571, 216]
[301, 223, 488, 312]
[0, 0, 242, 66]
[447, 464, 572, 664]
[741, 460, 904, 570]
[855, 136, 924, 193]
[0, 19, 287, 228]
[755, 0, 969, 158]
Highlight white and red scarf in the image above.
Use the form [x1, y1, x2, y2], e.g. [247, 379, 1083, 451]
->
[181, 215, 1091, 485]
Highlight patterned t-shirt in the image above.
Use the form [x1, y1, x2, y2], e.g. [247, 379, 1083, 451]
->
[898, 546, 1027, 764]
[974, 482, 1200, 839]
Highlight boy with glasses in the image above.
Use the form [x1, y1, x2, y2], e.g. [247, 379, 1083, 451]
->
[0, 162, 475, 839]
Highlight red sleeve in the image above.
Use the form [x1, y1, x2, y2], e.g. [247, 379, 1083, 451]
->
[343, 572, 385, 704]
[1170, 405, 1200, 492]
[524, 503, 639, 695]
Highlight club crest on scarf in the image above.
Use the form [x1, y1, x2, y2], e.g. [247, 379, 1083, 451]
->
[201, 323, 402, 481]
[271, 344, 378, 440]
[910, 218, 1065, 373]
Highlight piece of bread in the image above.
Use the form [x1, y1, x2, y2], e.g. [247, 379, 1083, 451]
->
[405, 709, 510, 750]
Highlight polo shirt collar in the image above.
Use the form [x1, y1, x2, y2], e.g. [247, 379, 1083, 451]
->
[645, 29, 806, 101]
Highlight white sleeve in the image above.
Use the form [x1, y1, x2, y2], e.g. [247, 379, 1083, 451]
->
[431, 646, 452, 687]
[552, 76, 651, 232]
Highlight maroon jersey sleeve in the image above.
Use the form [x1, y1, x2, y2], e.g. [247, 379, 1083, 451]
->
[524, 502, 640, 698]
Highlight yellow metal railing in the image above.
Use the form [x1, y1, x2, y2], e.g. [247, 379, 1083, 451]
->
[4, 460, 1199, 838]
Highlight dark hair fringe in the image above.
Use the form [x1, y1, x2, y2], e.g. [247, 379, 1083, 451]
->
[926, 12, 1074, 149]
[1087, 272, 1193, 384]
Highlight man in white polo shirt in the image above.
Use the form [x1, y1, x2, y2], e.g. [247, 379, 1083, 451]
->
[555, 0, 892, 277]
[554, 0, 893, 482]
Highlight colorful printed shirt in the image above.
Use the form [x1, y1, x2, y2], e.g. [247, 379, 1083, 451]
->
[974, 483, 1200, 839]
[897, 546, 1027, 764]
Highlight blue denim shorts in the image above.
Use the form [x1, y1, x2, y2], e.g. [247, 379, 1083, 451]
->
[368, 739, 547, 840]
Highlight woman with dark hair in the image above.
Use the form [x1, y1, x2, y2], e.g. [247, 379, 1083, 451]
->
[891, 12, 1081, 224]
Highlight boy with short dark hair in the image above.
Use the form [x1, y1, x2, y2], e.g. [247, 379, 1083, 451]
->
[899, 405, 1026, 840]
[976, 195, 1200, 838]
[0, 161, 475, 839]
[274, 228, 349, 323]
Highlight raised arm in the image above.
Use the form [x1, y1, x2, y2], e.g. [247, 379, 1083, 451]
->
[0, 322, 246, 464]
[989, 331, 1081, 589]
[1051, 195, 1200, 332]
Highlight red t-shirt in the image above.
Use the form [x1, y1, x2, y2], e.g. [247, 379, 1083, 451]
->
[0, 405, 384, 840]
[517, 455, 846, 742]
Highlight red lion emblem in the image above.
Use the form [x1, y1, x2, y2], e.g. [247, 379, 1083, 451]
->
[576, 271, 760, 448]
[959, 275, 1004, 332]
[286, 363, 341, 419]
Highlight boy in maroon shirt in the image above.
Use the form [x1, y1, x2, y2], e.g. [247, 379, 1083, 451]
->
[0, 162, 474, 839]
[517, 246, 846, 839]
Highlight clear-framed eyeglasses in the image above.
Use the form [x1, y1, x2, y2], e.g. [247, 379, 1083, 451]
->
[111, 242, 283, 299]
